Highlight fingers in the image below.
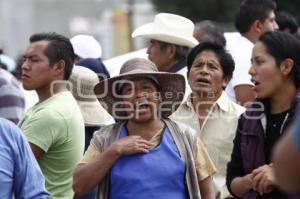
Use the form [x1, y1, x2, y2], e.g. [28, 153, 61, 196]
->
[257, 174, 266, 195]
[252, 165, 275, 195]
[252, 170, 264, 191]
[252, 165, 265, 176]
[119, 136, 153, 155]
[135, 142, 152, 153]
[257, 175, 274, 195]
[138, 137, 154, 150]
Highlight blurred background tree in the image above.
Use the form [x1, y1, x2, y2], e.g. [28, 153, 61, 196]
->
[151, 0, 300, 24]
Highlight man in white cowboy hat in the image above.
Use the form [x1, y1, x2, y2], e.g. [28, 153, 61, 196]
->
[132, 13, 198, 74]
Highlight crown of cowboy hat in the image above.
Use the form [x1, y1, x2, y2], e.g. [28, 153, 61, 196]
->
[69, 66, 114, 126]
[132, 13, 198, 48]
[94, 58, 185, 120]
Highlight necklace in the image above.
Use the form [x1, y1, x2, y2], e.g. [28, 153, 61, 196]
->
[269, 111, 289, 134]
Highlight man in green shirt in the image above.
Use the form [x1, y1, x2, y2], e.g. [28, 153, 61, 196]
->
[19, 32, 85, 199]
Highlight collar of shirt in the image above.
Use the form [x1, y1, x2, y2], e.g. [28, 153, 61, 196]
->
[184, 91, 230, 113]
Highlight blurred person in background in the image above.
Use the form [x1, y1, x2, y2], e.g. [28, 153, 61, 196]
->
[225, 0, 278, 106]
[132, 13, 198, 97]
[273, 105, 300, 193]
[70, 66, 114, 199]
[0, 47, 16, 72]
[275, 11, 298, 34]
[71, 34, 110, 78]
[193, 20, 226, 47]
[0, 63, 25, 124]
[132, 13, 198, 74]
[77, 58, 110, 81]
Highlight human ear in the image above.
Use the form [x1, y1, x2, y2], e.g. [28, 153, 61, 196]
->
[167, 45, 176, 59]
[253, 20, 263, 33]
[280, 58, 294, 77]
[222, 76, 231, 88]
[53, 60, 66, 77]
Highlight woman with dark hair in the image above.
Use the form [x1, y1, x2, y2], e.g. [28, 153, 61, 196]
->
[226, 31, 300, 199]
[73, 58, 216, 199]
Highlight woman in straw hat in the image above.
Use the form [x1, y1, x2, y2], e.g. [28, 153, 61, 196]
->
[73, 58, 216, 199]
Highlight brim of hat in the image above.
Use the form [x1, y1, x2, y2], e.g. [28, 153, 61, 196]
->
[94, 71, 186, 120]
[77, 100, 114, 126]
[132, 23, 198, 48]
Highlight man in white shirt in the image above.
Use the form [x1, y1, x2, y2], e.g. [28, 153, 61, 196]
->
[225, 0, 278, 106]
[171, 41, 245, 199]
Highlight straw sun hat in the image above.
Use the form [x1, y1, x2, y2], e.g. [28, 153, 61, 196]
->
[94, 58, 186, 119]
[69, 66, 114, 126]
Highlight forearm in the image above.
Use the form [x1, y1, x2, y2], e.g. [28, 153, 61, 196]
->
[73, 145, 121, 195]
[230, 174, 253, 198]
[199, 176, 215, 199]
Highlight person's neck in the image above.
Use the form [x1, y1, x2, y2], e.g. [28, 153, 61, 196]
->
[127, 118, 165, 140]
[242, 32, 258, 44]
[36, 82, 68, 103]
[158, 59, 179, 72]
[191, 91, 221, 124]
[270, 83, 296, 114]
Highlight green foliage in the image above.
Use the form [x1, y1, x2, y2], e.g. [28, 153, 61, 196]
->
[151, 0, 300, 23]
[151, 0, 241, 23]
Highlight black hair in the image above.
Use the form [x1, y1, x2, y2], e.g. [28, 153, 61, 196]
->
[258, 31, 300, 88]
[187, 41, 235, 79]
[235, 0, 277, 33]
[30, 32, 75, 80]
[276, 11, 298, 34]
[158, 41, 189, 61]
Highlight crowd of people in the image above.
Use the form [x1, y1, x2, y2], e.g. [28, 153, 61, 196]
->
[1, 0, 300, 199]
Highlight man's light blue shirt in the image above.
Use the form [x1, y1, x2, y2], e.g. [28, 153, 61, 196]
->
[0, 118, 50, 199]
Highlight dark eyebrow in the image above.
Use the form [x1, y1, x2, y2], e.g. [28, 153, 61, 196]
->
[24, 55, 39, 59]
[193, 60, 220, 66]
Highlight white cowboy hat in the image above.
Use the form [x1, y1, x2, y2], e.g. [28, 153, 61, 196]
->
[70, 35, 102, 59]
[132, 13, 198, 48]
[94, 58, 186, 120]
[69, 66, 114, 126]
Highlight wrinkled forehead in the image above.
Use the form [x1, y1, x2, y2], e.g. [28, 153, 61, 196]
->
[194, 49, 220, 63]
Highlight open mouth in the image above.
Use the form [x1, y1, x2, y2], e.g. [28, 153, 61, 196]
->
[196, 78, 211, 85]
[135, 102, 151, 112]
[251, 79, 260, 86]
